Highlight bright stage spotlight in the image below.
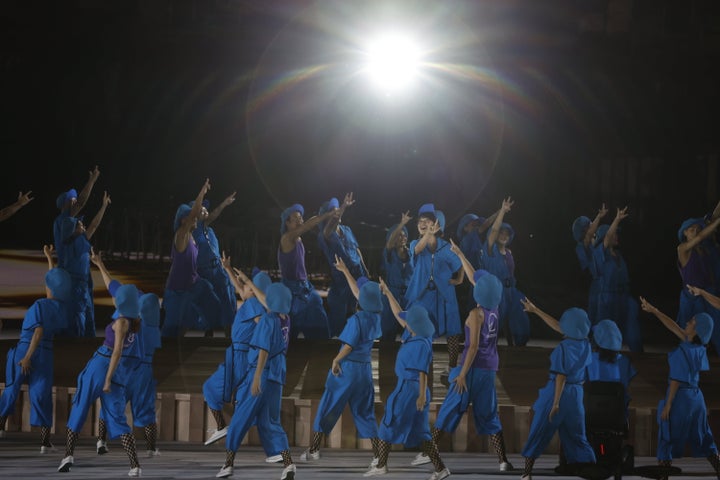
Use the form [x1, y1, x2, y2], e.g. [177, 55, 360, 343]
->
[363, 33, 421, 92]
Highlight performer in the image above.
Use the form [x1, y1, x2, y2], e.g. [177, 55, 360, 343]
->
[0, 191, 33, 222]
[90, 251, 162, 457]
[571, 204, 608, 324]
[639, 298, 720, 479]
[59, 191, 111, 336]
[316, 193, 369, 336]
[518, 302, 596, 480]
[593, 207, 642, 352]
[192, 192, 237, 337]
[482, 197, 530, 346]
[53, 165, 100, 263]
[380, 212, 413, 342]
[216, 283, 297, 480]
[301, 256, 382, 464]
[278, 203, 335, 340]
[58, 284, 144, 477]
[0, 267, 72, 452]
[162, 179, 221, 337]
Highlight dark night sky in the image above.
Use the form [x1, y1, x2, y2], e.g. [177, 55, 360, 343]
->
[2, 0, 720, 309]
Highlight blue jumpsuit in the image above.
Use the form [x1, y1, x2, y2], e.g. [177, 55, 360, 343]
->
[225, 312, 291, 455]
[521, 338, 596, 463]
[657, 342, 718, 461]
[317, 225, 367, 337]
[312, 310, 381, 437]
[193, 222, 237, 330]
[676, 248, 720, 353]
[593, 244, 641, 352]
[435, 307, 503, 435]
[378, 332, 433, 447]
[575, 242, 600, 325]
[0, 298, 70, 427]
[481, 241, 530, 346]
[60, 231, 95, 337]
[380, 247, 412, 342]
[406, 238, 462, 337]
[585, 351, 636, 418]
[67, 320, 143, 439]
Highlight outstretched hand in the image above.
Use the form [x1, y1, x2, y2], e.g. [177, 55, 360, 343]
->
[89, 248, 102, 267]
[615, 206, 629, 222]
[638, 296, 655, 314]
[17, 191, 34, 206]
[400, 210, 412, 225]
[501, 196, 514, 213]
[520, 297, 538, 314]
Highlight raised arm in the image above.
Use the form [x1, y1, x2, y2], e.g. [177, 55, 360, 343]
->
[450, 238, 475, 285]
[711, 199, 720, 222]
[206, 191, 236, 226]
[221, 252, 244, 297]
[639, 296, 685, 341]
[43, 244, 55, 270]
[687, 285, 720, 310]
[334, 255, 360, 300]
[71, 166, 100, 217]
[678, 217, 720, 259]
[477, 209, 499, 235]
[487, 197, 513, 251]
[379, 277, 407, 329]
[90, 249, 114, 290]
[413, 219, 439, 255]
[176, 179, 211, 251]
[322, 193, 354, 239]
[280, 209, 336, 252]
[386, 211, 412, 250]
[521, 297, 563, 335]
[584, 203, 608, 247]
[233, 267, 267, 309]
[604, 207, 628, 249]
[84, 191, 111, 240]
[0, 191, 34, 222]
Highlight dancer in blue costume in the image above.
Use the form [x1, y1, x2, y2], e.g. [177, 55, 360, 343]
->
[90, 251, 162, 457]
[278, 203, 335, 340]
[593, 207, 642, 352]
[216, 283, 297, 480]
[59, 190, 111, 337]
[405, 203, 464, 373]
[482, 197, 530, 346]
[0, 190, 33, 222]
[380, 211, 413, 342]
[455, 209, 498, 319]
[53, 165, 100, 264]
[676, 215, 720, 352]
[316, 193, 369, 336]
[0, 267, 71, 451]
[586, 319, 636, 417]
[366, 296, 449, 480]
[59, 284, 144, 477]
[162, 179, 221, 337]
[192, 191, 237, 337]
[639, 297, 720, 479]
[301, 255, 382, 464]
[518, 302, 596, 480]
[571, 203, 608, 325]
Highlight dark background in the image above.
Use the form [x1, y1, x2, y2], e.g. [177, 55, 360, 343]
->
[1, 0, 719, 315]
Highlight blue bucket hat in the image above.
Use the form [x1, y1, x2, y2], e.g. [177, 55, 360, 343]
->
[318, 197, 339, 216]
[60, 216, 80, 242]
[418, 203, 436, 217]
[594, 224, 610, 247]
[677, 218, 705, 242]
[572, 216, 591, 243]
[694, 312, 714, 345]
[456, 213, 480, 239]
[252, 270, 272, 292]
[473, 271, 503, 310]
[173, 204, 192, 232]
[435, 210, 446, 233]
[359, 281, 383, 313]
[400, 305, 435, 338]
[356, 276, 370, 290]
[593, 319, 622, 351]
[280, 204, 304, 234]
[45, 268, 72, 302]
[559, 307, 590, 339]
[386, 224, 408, 243]
[55, 189, 78, 210]
[139, 293, 161, 327]
[266, 283, 292, 314]
[115, 284, 140, 319]
[500, 223, 515, 245]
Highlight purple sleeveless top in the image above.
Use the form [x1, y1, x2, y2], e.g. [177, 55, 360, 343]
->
[278, 239, 307, 281]
[679, 248, 714, 289]
[459, 307, 499, 371]
[165, 237, 199, 291]
[102, 319, 135, 349]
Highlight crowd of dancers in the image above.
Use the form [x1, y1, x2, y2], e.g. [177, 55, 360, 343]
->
[1, 169, 720, 480]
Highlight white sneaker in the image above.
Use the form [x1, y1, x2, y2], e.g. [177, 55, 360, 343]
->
[427, 468, 451, 480]
[369, 457, 379, 468]
[216, 465, 233, 478]
[128, 467, 142, 477]
[299, 449, 320, 462]
[520, 475, 532, 480]
[280, 463, 296, 480]
[411, 452, 431, 466]
[146, 449, 161, 457]
[266, 454, 283, 463]
[363, 465, 388, 477]
[205, 427, 228, 446]
[58, 455, 74, 472]
[500, 461, 514, 471]
[97, 439, 109, 454]
[40, 444, 57, 454]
